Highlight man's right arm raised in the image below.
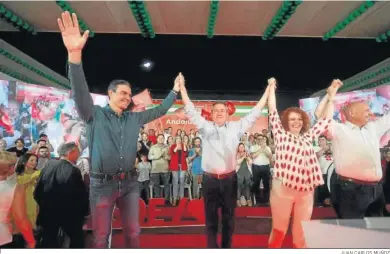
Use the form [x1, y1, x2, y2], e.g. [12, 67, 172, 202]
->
[58, 11, 94, 122]
[179, 74, 209, 131]
[68, 58, 94, 122]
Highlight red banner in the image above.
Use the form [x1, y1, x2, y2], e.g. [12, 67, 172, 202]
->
[143, 100, 269, 135]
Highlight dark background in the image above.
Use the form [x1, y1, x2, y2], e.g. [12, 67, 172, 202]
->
[1, 32, 389, 108]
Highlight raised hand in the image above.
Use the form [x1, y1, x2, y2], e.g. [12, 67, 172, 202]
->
[178, 73, 186, 92]
[57, 12, 89, 53]
[173, 72, 184, 92]
[268, 77, 277, 89]
[327, 79, 343, 98]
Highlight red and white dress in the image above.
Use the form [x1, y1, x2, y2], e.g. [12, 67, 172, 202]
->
[269, 110, 332, 192]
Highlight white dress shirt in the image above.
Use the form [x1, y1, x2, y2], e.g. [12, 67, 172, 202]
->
[314, 146, 333, 175]
[250, 144, 272, 166]
[163, 133, 171, 143]
[185, 102, 262, 174]
[330, 113, 390, 182]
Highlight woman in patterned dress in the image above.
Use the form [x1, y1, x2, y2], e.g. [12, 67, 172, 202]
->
[267, 78, 341, 248]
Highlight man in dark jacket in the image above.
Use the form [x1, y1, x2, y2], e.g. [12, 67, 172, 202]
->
[34, 142, 89, 248]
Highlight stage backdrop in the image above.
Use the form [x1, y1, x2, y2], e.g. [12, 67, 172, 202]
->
[0, 80, 268, 156]
[143, 100, 269, 135]
[299, 85, 390, 147]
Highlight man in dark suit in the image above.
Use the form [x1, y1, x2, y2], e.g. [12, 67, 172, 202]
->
[34, 142, 89, 248]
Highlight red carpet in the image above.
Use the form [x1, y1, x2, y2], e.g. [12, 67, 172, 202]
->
[138, 234, 292, 248]
[84, 202, 336, 248]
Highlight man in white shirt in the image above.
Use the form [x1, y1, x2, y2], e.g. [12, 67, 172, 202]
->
[250, 135, 272, 204]
[316, 99, 389, 219]
[163, 128, 171, 144]
[314, 135, 333, 206]
[180, 73, 271, 248]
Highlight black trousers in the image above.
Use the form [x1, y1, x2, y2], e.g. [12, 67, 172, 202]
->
[315, 174, 330, 204]
[202, 172, 237, 248]
[334, 177, 384, 219]
[0, 231, 40, 248]
[251, 165, 271, 203]
[329, 171, 341, 217]
[0, 242, 15, 248]
[37, 221, 84, 248]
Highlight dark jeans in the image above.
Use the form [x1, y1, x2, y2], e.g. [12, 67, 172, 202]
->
[150, 172, 170, 200]
[202, 172, 237, 248]
[138, 180, 150, 204]
[89, 177, 140, 248]
[252, 165, 271, 203]
[335, 177, 384, 219]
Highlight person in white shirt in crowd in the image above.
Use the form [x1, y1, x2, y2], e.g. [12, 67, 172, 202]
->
[267, 78, 340, 248]
[236, 143, 253, 207]
[250, 134, 273, 204]
[315, 90, 390, 219]
[137, 153, 151, 204]
[314, 135, 333, 206]
[163, 128, 171, 144]
[181, 72, 271, 248]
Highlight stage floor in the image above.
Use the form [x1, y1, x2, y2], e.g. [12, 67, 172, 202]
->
[85, 207, 337, 248]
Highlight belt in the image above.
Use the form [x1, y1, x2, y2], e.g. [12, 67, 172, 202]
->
[338, 175, 379, 186]
[90, 171, 134, 181]
[205, 170, 235, 180]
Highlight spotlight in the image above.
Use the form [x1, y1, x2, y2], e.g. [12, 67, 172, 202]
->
[140, 59, 154, 72]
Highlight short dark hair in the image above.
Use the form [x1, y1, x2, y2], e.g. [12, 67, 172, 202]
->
[57, 142, 79, 157]
[157, 134, 164, 138]
[39, 133, 48, 138]
[38, 146, 48, 151]
[37, 139, 46, 144]
[107, 79, 131, 94]
[318, 135, 327, 140]
[257, 134, 269, 146]
[15, 138, 24, 145]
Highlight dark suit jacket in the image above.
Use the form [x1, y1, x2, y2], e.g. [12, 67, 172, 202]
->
[34, 159, 89, 226]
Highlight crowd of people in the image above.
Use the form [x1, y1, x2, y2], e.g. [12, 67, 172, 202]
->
[1, 11, 390, 249]
[136, 126, 276, 207]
